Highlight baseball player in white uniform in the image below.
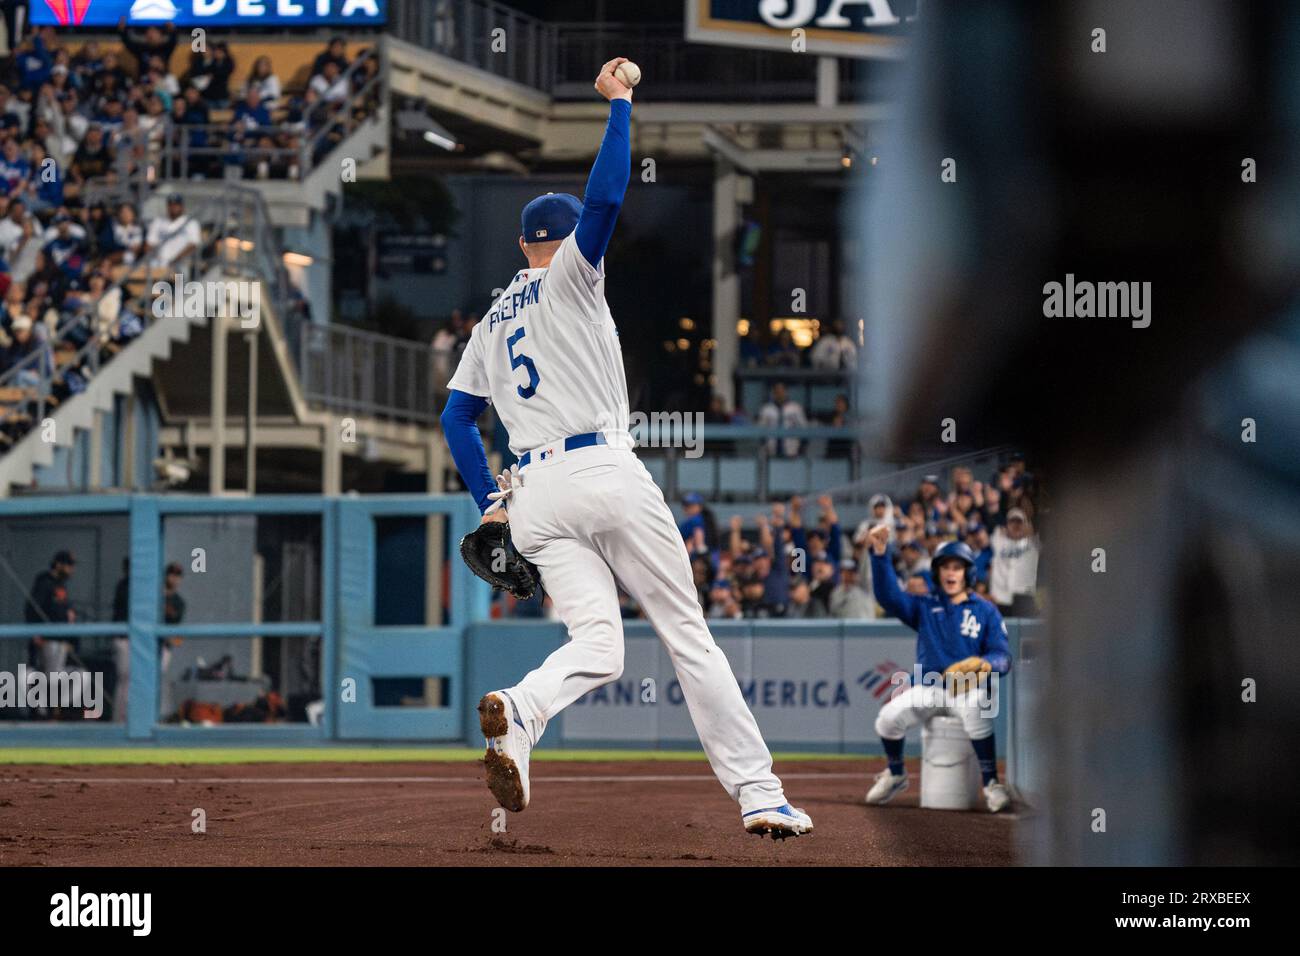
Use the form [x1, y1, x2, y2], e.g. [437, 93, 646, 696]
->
[440, 59, 812, 838]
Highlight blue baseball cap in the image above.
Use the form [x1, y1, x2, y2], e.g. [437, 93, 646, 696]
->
[521, 192, 581, 243]
[682, 492, 705, 505]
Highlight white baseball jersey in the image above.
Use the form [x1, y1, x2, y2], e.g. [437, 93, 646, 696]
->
[447, 233, 630, 456]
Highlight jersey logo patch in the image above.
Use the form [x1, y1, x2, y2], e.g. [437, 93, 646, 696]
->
[960, 608, 982, 639]
[540, 447, 555, 461]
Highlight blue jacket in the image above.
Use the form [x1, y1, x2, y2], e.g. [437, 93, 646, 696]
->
[869, 550, 1011, 679]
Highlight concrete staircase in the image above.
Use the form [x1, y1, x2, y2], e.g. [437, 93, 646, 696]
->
[0, 311, 206, 496]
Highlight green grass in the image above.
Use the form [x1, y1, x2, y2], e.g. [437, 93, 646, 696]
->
[0, 747, 865, 766]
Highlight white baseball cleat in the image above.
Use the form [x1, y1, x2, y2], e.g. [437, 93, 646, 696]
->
[983, 780, 1011, 813]
[865, 768, 910, 805]
[743, 803, 814, 840]
[478, 691, 531, 812]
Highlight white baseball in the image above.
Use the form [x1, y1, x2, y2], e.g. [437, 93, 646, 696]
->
[615, 61, 641, 88]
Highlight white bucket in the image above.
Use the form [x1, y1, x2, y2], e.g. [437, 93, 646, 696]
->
[920, 715, 982, 810]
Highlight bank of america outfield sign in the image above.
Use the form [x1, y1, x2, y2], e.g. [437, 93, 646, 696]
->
[32, 0, 386, 28]
[686, 0, 913, 59]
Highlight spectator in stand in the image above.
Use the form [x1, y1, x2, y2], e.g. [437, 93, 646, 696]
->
[94, 96, 126, 140]
[14, 28, 55, 92]
[138, 93, 169, 153]
[730, 513, 788, 614]
[822, 392, 854, 458]
[6, 219, 39, 286]
[82, 270, 123, 348]
[232, 85, 271, 135]
[904, 572, 932, 596]
[785, 578, 816, 619]
[898, 539, 931, 589]
[432, 307, 466, 387]
[82, 201, 117, 260]
[143, 193, 200, 270]
[244, 56, 282, 109]
[757, 381, 807, 457]
[26, 141, 64, 212]
[706, 578, 741, 620]
[0, 197, 26, 258]
[143, 54, 180, 104]
[309, 59, 351, 105]
[311, 37, 350, 78]
[829, 558, 876, 619]
[808, 552, 836, 615]
[351, 48, 379, 95]
[43, 213, 88, 283]
[90, 51, 129, 101]
[764, 327, 803, 368]
[116, 19, 178, 79]
[810, 318, 857, 370]
[71, 124, 115, 186]
[966, 521, 993, 587]
[704, 393, 736, 424]
[990, 507, 1040, 617]
[187, 43, 235, 108]
[54, 91, 88, 167]
[0, 137, 31, 197]
[853, 493, 896, 549]
[109, 202, 143, 266]
[2, 311, 41, 377]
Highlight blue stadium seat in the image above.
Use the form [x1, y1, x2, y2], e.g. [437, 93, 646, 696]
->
[811, 458, 852, 491]
[810, 383, 843, 415]
[677, 457, 716, 496]
[768, 457, 809, 496]
[642, 456, 669, 489]
[718, 458, 758, 497]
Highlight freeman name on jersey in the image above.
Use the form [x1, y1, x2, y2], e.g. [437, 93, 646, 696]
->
[488, 275, 545, 333]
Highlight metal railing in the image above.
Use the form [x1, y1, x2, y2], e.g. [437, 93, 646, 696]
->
[0, 184, 437, 462]
[299, 322, 437, 425]
[389, 0, 555, 90]
[81, 46, 383, 207]
[159, 47, 384, 185]
[0, 236, 209, 451]
[551, 22, 851, 102]
[389, 1, 876, 102]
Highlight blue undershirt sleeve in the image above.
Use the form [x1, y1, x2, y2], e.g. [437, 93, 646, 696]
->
[575, 99, 632, 268]
[440, 389, 496, 514]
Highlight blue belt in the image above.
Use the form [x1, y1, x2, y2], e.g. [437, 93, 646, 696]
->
[517, 432, 607, 468]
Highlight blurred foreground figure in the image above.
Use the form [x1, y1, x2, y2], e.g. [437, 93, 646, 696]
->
[862, 0, 1300, 864]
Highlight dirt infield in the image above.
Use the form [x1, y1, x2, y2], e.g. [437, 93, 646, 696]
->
[0, 758, 1015, 866]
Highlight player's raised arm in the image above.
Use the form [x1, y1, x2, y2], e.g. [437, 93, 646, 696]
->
[865, 524, 922, 629]
[574, 58, 634, 269]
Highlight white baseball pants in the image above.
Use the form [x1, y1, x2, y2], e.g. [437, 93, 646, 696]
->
[504, 442, 787, 814]
[874, 682, 998, 741]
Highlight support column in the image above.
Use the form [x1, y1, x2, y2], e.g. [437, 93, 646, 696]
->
[426, 434, 446, 629]
[245, 330, 258, 494]
[209, 316, 228, 495]
[122, 392, 137, 490]
[712, 158, 741, 408]
[816, 55, 839, 107]
[322, 420, 342, 495]
[88, 409, 104, 490]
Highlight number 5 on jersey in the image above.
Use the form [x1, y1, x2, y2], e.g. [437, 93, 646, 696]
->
[506, 326, 540, 399]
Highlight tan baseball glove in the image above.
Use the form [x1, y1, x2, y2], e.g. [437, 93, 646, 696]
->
[943, 656, 992, 695]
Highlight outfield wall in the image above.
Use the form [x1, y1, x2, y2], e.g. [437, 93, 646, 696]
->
[468, 619, 1042, 795]
[0, 495, 1041, 797]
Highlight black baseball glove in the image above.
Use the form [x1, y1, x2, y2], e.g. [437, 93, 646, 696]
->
[459, 520, 541, 600]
